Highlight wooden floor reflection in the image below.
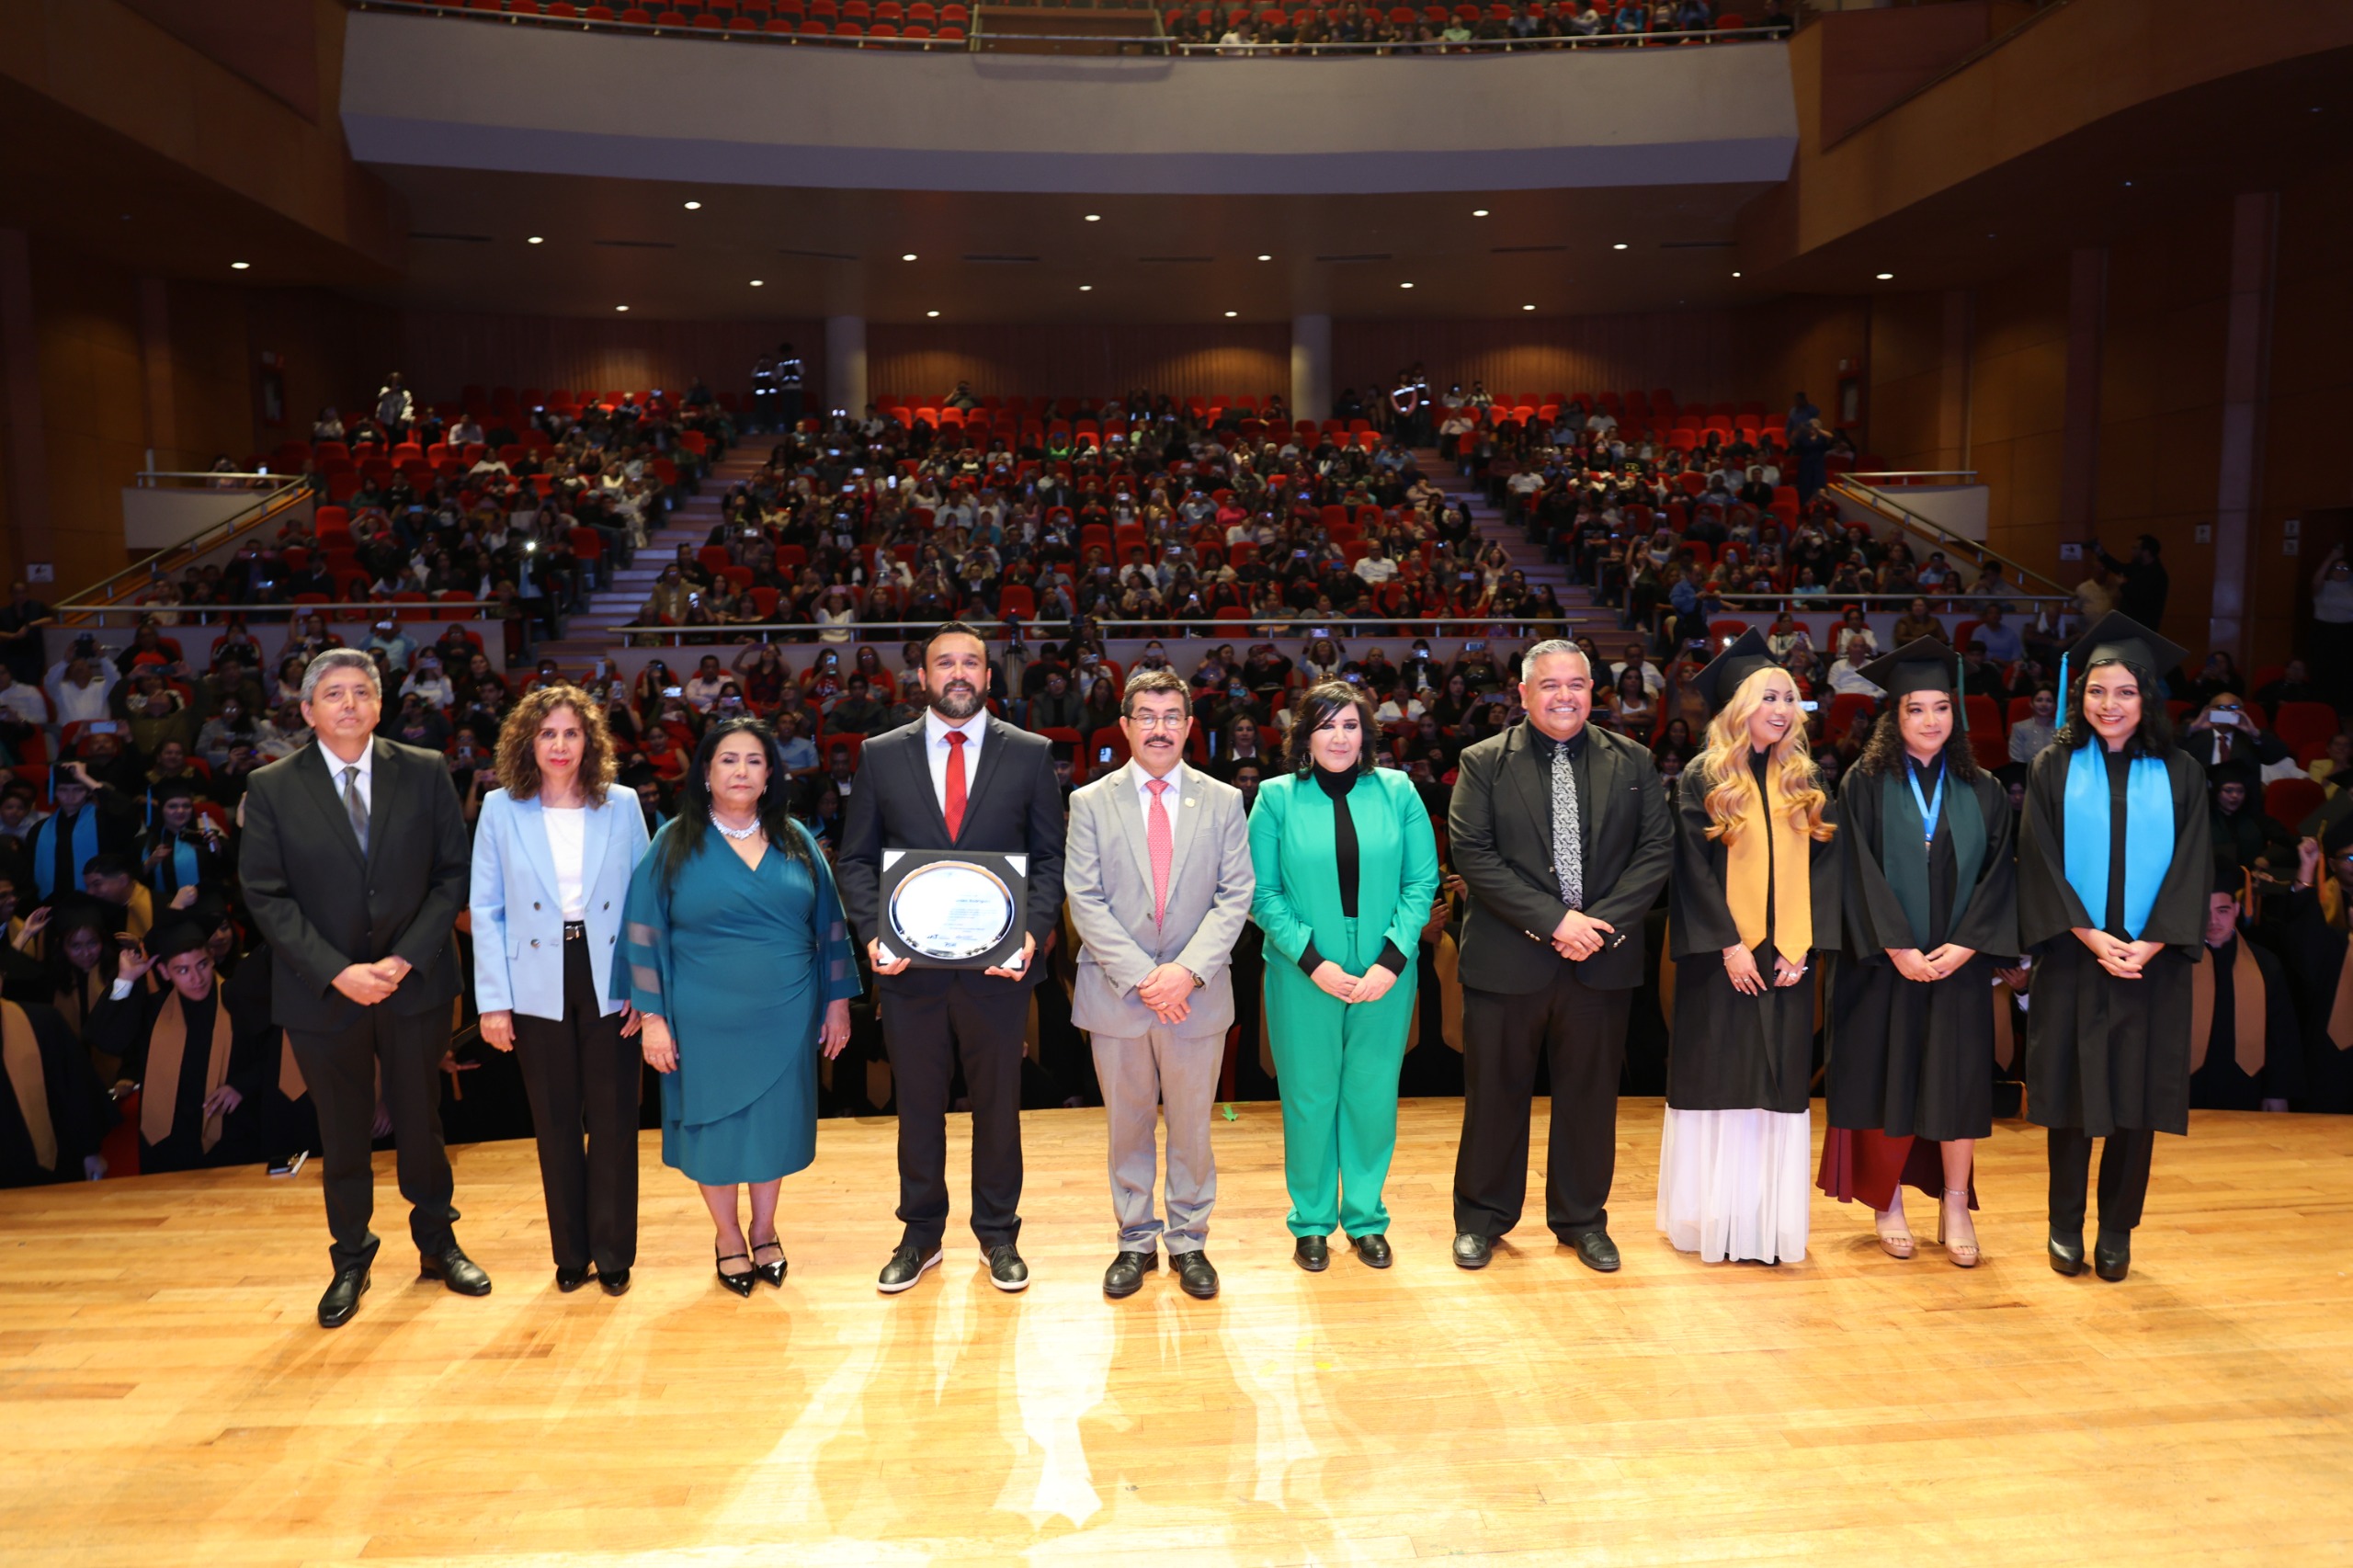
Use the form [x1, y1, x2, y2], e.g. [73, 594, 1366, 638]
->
[6, 1098, 2352, 1565]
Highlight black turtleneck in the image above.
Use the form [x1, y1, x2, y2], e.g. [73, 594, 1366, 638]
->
[1299, 765, 1409, 979]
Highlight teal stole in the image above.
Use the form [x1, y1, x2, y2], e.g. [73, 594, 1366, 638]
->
[1880, 765, 1985, 948]
[2062, 742, 2174, 939]
[32, 809, 98, 900]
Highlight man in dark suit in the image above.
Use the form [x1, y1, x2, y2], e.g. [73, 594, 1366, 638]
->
[1447, 639, 1673, 1273]
[239, 650, 479, 1328]
[838, 623, 1066, 1295]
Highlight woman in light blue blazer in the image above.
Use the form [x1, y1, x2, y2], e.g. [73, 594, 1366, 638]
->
[473, 685, 653, 1296]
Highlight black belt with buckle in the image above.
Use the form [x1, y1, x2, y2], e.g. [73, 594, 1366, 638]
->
[562, 921, 587, 941]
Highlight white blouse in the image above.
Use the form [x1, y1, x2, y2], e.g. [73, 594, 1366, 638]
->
[544, 806, 587, 920]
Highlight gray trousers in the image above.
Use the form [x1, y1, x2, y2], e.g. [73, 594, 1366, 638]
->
[1092, 1024, 1222, 1254]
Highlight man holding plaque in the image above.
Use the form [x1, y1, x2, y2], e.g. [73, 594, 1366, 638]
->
[839, 623, 1067, 1294]
[1063, 670, 1255, 1301]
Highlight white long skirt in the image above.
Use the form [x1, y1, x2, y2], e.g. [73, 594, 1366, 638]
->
[1654, 1108, 1813, 1264]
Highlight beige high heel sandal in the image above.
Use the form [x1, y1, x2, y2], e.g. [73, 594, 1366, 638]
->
[1936, 1187, 1980, 1267]
[1874, 1208, 1915, 1260]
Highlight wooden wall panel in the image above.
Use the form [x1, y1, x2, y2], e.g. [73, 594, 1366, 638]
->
[1730, 295, 1870, 427]
[240, 283, 400, 440]
[2254, 158, 2353, 666]
[1335, 312, 1740, 408]
[29, 241, 149, 590]
[1965, 254, 2069, 578]
[396, 311, 825, 405]
[868, 323, 1289, 405]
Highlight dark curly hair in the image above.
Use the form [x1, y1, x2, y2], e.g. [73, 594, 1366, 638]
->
[1854, 693, 1983, 782]
[494, 684, 620, 803]
[2052, 659, 2176, 759]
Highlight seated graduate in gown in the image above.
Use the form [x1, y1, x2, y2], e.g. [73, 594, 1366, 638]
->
[2268, 815, 2353, 1114]
[2015, 612, 2211, 1284]
[1819, 639, 2018, 1267]
[0, 998, 112, 1187]
[2188, 860, 2302, 1112]
[92, 918, 280, 1174]
[1657, 631, 1839, 1266]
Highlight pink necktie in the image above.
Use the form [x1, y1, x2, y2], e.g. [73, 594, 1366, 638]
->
[1146, 778, 1173, 926]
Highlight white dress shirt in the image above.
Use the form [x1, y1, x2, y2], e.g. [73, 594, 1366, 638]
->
[1129, 757, 1187, 839]
[544, 805, 587, 919]
[316, 734, 374, 817]
[923, 708, 987, 812]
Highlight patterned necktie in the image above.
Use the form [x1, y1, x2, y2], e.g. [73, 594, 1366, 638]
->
[1146, 778, 1174, 926]
[943, 730, 968, 841]
[1552, 742, 1583, 911]
[342, 765, 369, 856]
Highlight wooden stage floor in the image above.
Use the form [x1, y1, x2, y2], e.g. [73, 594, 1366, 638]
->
[5, 1098, 2352, 1566]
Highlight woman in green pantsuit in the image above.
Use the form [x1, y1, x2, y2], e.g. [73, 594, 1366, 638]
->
[1249, 679, 1441, 1272]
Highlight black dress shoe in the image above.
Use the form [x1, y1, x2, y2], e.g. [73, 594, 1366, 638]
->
[2048, 1226, 2087, 1277]
[317, 1266, 370, 1329]
[878, 1243, 942, 1294]
[1569, 1231, 1622, 1273]
[2093, 1230, 2131, 1282]
[1452, 1233, 1493, 1269]
[1350, 1233, 1392, 1268]
[750, 1239, 788, 1289]
[1102, 1250, 1157, 1299]
[555, 1265, 592, 1292]
[419, 1244, 493, 1296]
[986, 1244, 1030, 1292]
[715, 1249, 756, 1298]
[597, 1268, 631, 1297]
[1176, 1251, 1220, 1300]
[1293, 1234, 1330, 1272]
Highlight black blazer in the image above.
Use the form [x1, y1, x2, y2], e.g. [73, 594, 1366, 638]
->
[239, 738, 471, 1033]
[836, 715, 1066, 996]
[1448, 720, 1674, 994]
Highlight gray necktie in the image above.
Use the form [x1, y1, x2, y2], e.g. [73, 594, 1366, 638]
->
[1552, 743, 1583, 911]
[342, 765, 369, 855]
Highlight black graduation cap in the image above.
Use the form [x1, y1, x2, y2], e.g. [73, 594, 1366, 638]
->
[2207, 758, 2261, 798]
[2066, 611, 2188, 679]
[1688, 628, 1780, 714]
[1854, 637, 1962, 699]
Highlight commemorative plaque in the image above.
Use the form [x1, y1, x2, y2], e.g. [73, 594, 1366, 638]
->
[876, 849, 1029, 971]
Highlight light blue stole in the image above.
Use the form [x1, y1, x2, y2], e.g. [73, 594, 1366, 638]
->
[2061, 742, 2173, 939]
[33, 810, 99, 900]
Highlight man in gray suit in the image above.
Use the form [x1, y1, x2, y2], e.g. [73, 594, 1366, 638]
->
[1063, 669, 1255, 1301]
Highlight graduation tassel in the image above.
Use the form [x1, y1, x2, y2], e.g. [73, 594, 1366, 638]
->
[1956, 645, 1969, 734]
[2056, 652, 2070, 733]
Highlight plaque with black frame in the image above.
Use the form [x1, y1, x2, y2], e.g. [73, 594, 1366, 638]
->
[876, 849, 1030, 971]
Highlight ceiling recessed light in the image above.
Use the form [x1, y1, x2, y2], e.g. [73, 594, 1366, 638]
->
[1080, 284, 1093, 291]
[1084, 213, 1101, 222]
[526, 235, 544, 244]
[230, 261, 250, 271]
[1400, 281, 1414, 290]
[1223, 310, 1238, 318]
[926, 310, 940, 318]
[1732, 270, 1742, 278]
[1522, 304, 1534, 311]
[901, 253, 917, 262]
[1612, 243, 1629, 251]
[1256, 254, 1271, 262]
[1472, 208, 1490, 218]
[748, 278, 764, 287]
[615, 304, 629, 312]
[683, 200, 701, 210]
[2121, 180, 2132, 187]
[1875, 271, 1893, 280]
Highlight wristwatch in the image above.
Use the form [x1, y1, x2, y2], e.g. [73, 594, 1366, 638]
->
[1189, 969, 1206, 989]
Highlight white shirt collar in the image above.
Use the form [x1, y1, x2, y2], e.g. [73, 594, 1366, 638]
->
[1129, 758, 1186, 796]
[925, 708, 986, 745]
[317, 735, 374, 782]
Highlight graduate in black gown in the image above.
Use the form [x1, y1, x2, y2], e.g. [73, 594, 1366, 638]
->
[1657, 631, 1840, 1266]
[2016, 613, 2211, 1283]
[0, 999, 112, 1187]
[2257, 820, 2353, 1114]
[2188, 858, 2302, 1112]
[91, 919, 278, 1175]
[1820, 639, 2018, 1268]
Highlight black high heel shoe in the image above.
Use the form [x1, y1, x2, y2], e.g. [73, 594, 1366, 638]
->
[715, 1249, 756, 1298]
[2092, 1230, 2131, 1282]
[749, 1238, 788, 1289]
[2048, 1226, 2086, 1277]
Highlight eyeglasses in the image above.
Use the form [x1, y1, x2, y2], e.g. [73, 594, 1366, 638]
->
[1126, 714, 1189, 731]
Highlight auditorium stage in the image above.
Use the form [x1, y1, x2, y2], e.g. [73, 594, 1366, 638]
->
[5, 1099, 2351, 1567]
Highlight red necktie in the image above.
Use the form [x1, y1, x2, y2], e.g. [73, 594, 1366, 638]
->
[1146, 778, 1174, 926]
[943, 729, 968, 841]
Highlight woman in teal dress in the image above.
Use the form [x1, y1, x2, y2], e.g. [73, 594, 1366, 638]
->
[616, 717, 859, 1296]
[1249, 679, 1441, 1273]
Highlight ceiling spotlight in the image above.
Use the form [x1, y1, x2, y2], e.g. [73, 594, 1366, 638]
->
[901, 253, 917, 261]
[1400, 281, 1415, 290]
[526, 235, 544, 245]
[230, 261, 251, 271]
[1080, 284, 1093, 292]
[926, 310, 940, 318]
[1521, 304, 1535, 312]
[1732, 270, 1743, 278]
[1084, 213, 1101, 222]
[1612, 243, 1629, 251]
[748, 279, 764, 287]
[1223, 310, 1238, 318]
[683, 200, 701, 210]
[1472, 208, 1490, 218]
[615, 304, 630, 312]
[1256, 254, 1272, 262]
[2121, 180, 2133, 187]
[1875, 271, 1893, 280]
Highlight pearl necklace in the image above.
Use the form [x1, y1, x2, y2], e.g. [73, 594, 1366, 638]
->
[709, 809, 762, 841]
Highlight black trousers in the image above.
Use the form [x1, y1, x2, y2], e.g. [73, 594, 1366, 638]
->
[512, 937, 640, 1275]
[2047, 1127, 2156, 1236]
[882, 972, 1025, 1252]
[1455, 971, 1631, 1241]
[290, 1004, 457, 1274]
